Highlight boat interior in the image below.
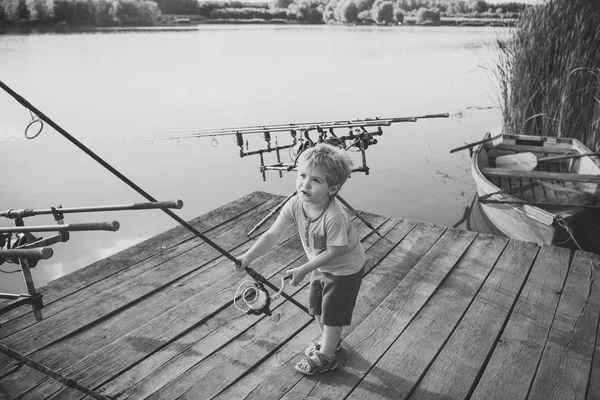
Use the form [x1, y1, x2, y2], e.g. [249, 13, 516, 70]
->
[478, 135, 600, 207]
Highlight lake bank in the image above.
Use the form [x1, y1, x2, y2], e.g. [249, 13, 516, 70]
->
[0, 14, 515, 34]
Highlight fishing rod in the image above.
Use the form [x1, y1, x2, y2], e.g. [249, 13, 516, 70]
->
[139, 113, 449, 142]
[0, 221, 120, 233]
[0, 199, 183, 219]
[0, 79, 307, 315]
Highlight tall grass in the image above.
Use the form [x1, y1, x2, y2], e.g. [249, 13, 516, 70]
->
[494, 0, 600, 151]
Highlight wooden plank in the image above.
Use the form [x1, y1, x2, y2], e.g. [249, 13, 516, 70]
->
[528, 251, 600, 399]
[0, 196, 283, 379]
[408, 239, 540, 399]
[0, 199, 282, 356]
[100, 213, 393, 400]
[481, 167, 600, 183]
[590, 314, 600, 400]
[93, 214, 394, 400]
[238, 228, 477, 400]
[23, 213, 389, 400]
[0, 197, 290, 397]
[214, 221, 446, 400]
[470, 245, 571, 399]
[0, 191, 273, 326]
[346, 234, 509, 400]
[0, 192, 278, 378]
[0, 191, 274, 344]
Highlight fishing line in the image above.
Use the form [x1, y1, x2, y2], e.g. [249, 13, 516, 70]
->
[0, 79, 308, 315]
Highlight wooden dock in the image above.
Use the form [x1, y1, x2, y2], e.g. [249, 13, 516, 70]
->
[0, 191, 598, 400]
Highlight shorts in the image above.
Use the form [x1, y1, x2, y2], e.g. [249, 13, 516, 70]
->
[308, 267, 364, 327]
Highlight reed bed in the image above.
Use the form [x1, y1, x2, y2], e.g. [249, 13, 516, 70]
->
[494, 0, 600, 151]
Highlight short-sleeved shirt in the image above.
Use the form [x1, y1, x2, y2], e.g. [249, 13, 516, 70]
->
[275, 195, 365, 276]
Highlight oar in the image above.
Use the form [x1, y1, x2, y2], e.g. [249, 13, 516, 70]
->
[449, 134, 502, 154]
[495, 152, 600, 171]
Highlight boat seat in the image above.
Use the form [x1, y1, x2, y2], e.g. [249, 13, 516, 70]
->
[481, 167, 600, 183]
[487, 143, 578, 155]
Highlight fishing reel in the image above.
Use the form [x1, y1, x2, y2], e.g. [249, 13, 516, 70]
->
[234, 275, 291, 316]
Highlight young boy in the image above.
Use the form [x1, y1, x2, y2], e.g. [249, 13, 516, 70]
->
[235, 143, 366, 375]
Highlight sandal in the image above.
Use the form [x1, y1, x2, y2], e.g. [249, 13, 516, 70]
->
[304, 337, 343, 357]
[295, 351, 338, 375]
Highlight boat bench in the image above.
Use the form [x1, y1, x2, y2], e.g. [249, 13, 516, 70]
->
[481, 167, 600, 183]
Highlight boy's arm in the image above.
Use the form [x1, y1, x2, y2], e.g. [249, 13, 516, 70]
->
[286, 245, 347, 285]
[236, 218, 291, 271]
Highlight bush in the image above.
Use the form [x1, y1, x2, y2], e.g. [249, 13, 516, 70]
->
[153, 0, 197, 14]
[494, 0, 600, 149]
[197, 1, 268, 17]
[210, 6, 282, 19]
[336, 0, 358, 23]
[393, 6, 403, 23]
[287, 0, 322, 23]
[371, 0, 393, 24]
[270, 0, 291, 8]
[415, 6, 439, 24]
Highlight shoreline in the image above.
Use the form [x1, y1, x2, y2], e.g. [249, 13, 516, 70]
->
[0, 16, 515, 33]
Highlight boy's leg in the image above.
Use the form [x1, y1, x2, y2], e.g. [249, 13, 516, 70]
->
[314, 315, 324, 335]
[320, 325, 343, 360]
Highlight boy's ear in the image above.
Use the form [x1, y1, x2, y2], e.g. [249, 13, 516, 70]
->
[328, 184, 340, 196]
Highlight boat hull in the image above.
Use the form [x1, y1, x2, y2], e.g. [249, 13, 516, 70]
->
[470, 132, 599, 248]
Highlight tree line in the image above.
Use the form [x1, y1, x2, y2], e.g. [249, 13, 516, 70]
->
[0, 0, 527, 27]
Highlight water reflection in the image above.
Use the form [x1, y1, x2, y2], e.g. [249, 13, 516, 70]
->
[452, 192, 505, 237]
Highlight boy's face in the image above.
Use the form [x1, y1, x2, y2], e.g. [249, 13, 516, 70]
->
[296, 162, 339, 207]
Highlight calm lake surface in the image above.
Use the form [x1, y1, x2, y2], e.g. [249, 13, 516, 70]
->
[0, 25, 506, 294]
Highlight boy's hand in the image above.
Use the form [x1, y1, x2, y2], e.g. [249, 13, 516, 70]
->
[233, 255, 251, 272]
[286, 267, 307, 286]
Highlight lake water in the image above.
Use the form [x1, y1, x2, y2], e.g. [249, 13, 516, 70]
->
[0, 25, 506, 294]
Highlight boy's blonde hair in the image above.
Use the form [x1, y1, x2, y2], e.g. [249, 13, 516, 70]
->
[298, 143, 353, 189]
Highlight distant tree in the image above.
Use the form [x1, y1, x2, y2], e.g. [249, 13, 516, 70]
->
[153, 0, 197, 14]
[356, 8, 370, 22]
[287, 0, 323, 23]
[416, 6, 439, 23]
[270, 0, 293, 9]
[17, 0, 29, 18]
[393, 6, 403, 23]
[0, 0, 20, 20]
[354, 0, 374, 13]
[336, 0, 358, 23]
[371, 0, 393, 24]
[471, 0, 487, 13]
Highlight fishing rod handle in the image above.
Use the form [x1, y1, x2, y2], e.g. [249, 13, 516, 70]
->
[130, 199, 184, 210]
[0, 221, 120, 233]
[0, 247, 53, 260]
[65, 221, 120, 232]
[415, 113, 450, 119]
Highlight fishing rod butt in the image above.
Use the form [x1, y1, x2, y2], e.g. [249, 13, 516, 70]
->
[0, 247, 53, 261]
[101, 221, 120, 232]
[131, 199, 184, 210]
[68, 221, 120, 232]
[422, 113, 450, 119]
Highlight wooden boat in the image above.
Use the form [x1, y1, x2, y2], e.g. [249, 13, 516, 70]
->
[471, 132, 600, 253]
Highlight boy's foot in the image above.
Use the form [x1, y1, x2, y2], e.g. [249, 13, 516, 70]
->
[295, 351, 338, 375]
[304, 336, 343, 357]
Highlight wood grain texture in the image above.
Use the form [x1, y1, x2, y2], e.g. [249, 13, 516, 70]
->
[1, 192, 597, 400]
